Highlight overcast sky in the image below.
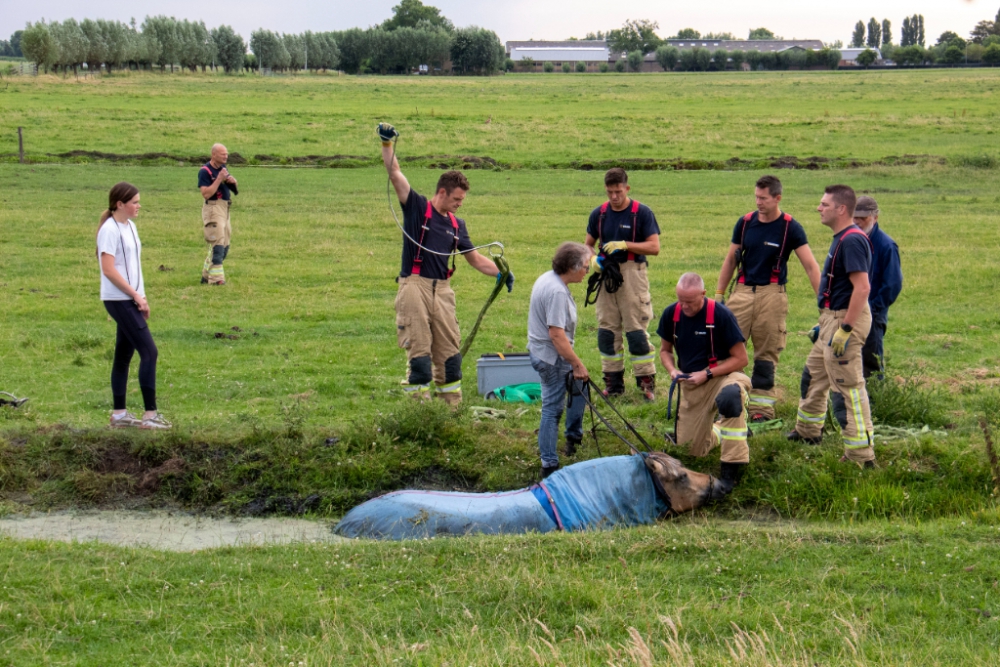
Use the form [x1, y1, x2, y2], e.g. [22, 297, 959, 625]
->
[2, 0, 994, 46]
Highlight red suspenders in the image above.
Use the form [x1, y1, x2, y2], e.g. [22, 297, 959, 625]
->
[736, 211, 792, 285]
[411, 200, 459, 278]
[598, 199, 641, 261]
[821, 227, 872, 309]
[673, 298, 718, 369]
[201, 165, 222, 200]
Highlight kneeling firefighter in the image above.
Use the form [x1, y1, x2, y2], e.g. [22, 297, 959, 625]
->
[657, 272, 752, 493]
[379, 123, 514, 405]
[584, 168, 661, 401]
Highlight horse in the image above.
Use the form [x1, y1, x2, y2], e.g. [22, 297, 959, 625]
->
[334, 452, 727, 540]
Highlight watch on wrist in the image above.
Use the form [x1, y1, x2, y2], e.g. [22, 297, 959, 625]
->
[841, 324, 853, 333]
[705, 367, 714, 379]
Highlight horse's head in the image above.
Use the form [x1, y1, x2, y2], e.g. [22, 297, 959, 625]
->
[644, 451, 728, 514]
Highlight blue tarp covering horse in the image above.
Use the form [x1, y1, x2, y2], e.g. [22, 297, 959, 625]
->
[335, 453, 723, 540]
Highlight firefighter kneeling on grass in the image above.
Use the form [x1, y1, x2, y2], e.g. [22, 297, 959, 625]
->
[585, 168, 661, 401]
[787, 185, 876, 468]
[379, 123, 514, 405]
[656, 272, 752, 494]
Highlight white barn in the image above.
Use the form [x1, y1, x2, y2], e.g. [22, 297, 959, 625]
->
[506, 41, 610, 72]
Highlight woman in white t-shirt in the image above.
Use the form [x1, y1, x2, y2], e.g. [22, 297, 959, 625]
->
[97, 182, 171, 430]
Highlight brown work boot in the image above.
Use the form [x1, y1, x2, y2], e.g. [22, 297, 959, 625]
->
[436, 390, 462, 407]
[636, 375, 656, 402]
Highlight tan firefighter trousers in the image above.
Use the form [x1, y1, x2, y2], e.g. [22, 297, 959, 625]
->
[594, 261, 656, 377]
[201, 200, 232, 284]
[395, 275, 462, 404]
[794, 306, 875, 463]
[726, 283, 787, 420]
[676, 372, 752, 464]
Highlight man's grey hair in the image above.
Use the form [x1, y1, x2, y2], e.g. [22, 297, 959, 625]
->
[677, 272, 705, 290]
[552, 242, 591, 275]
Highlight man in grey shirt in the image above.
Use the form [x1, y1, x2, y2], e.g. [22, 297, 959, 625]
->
[528, 242, 593, 477]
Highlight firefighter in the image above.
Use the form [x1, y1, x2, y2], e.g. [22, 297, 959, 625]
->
[714, 175, 821, 423]
[379, 123, 513, 405]
[198, 144, 238, 286]
[788, 185, 876, 468]
[585, 168, 661, 401]
[657, 272, 752, 494]
[852, 196, 902, 381]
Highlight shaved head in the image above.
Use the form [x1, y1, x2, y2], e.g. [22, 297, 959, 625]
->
[210, 144, 229, 168]
[677, 272, 705, 291]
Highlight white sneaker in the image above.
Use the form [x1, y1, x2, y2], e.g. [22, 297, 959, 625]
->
[140, 413, 172, 430]
[110, 412, 143, 428]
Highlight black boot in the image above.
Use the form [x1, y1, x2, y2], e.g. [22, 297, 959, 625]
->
[786, 429, 823, 445]
[601, 371, 625, 397]
[541, 464, 560, 478]
[563, 437, 581, 457]
[718, 462, 747, 494]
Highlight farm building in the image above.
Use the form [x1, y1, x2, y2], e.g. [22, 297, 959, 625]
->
[507, 39, 830, 72]
[505, 41, 611, 72]
[839, 47, 884, 66]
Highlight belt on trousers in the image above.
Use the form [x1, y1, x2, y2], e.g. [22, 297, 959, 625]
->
[739, 284, 786, 293]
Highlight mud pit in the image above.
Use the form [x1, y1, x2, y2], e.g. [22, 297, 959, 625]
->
[0, 511, 345, 551]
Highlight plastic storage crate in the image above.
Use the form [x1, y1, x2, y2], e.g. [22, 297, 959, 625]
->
[476, 353, 541, 395]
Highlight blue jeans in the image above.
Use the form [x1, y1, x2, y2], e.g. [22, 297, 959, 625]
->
[529, 353, 585, 468]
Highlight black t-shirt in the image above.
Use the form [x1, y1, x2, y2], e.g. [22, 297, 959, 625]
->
[731, 212, 808, 285]
[399, 189, 474, 280]
[656, 301, 745, 374]
[586, 200, 660, 263]
[818, 226, 872, 310]
[198, 163, 234, 201]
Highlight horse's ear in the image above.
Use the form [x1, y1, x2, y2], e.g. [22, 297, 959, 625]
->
[644, 456, 661, 473]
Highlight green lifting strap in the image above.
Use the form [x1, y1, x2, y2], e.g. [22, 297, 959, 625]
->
[459, 254, 511, 359]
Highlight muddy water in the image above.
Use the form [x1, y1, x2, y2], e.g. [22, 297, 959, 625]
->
[0, 511, 346, 551]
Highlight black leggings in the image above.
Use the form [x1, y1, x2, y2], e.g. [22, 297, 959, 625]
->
[104, 300, 158, 411]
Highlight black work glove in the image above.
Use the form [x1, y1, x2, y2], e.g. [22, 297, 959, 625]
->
[377, 123, 398, 144]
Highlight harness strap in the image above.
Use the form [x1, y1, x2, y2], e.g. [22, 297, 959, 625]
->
[597, 200, 641, 262]
[737, 211, 792, 285]
[412, 200, 460, 278]
[201, 165, 223, 200]
[672, 299, 718, 370]
[821, 227, 873, 309]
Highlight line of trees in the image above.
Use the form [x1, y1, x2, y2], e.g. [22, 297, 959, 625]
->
[0, 30, 23, 57]
[15, 1, 504, 76]
[19, 17, 247, 74]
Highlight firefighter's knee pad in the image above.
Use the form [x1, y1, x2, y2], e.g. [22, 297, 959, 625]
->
[597, 328, 617, 356]
[444, 353, 463, 384]
[212, 245, 227, 265]
[625, 330, 650, 355]
[715, 384, 744, 419]
[831, 391, 847, 429]
[408, 355, 432, 385]
[751, 360, 775, 390]
[800, 367, 812, 400]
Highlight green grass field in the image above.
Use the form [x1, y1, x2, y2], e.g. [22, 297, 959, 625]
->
[1, 71, 1000, 665]
[2, 69, 1000, 164]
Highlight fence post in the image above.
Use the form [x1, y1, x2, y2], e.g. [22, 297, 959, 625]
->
[18, 127, 24, 164]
